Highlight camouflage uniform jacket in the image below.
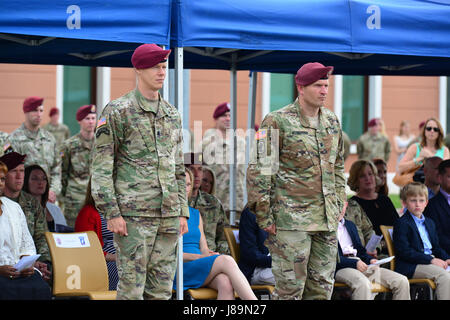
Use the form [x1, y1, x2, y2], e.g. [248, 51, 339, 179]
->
[91, 89, 189, 220]
[7, 124, 61, 195]
[189, 190, 230, 254]
[60, 132, 94, 214]
[43, 122, 70, 149]
[0, 131, 9, 157]
[247, 98, 346, 232]
[202, 128, 246, 212]
[343, 198, 376, 247]
[357, 132, 391, 162]
[9, 192, 51, 263]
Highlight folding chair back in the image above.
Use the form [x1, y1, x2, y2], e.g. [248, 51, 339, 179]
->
[45, 231, 116, 299]
[223, 227, 240, 263]
[379, 225, 395, 270]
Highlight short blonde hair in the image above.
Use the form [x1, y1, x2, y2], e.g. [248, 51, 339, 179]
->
[400, 182, 428, 201]
[347, 160, 380, 192]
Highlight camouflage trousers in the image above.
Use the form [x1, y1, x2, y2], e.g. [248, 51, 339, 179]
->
[265, 229, 338, 300]
[114, 216, 179, 300]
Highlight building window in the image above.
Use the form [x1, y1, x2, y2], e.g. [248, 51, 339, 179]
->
[63, 66, 95, 135]
[270, 73, 295, 112]
[342, 76, 368, 141]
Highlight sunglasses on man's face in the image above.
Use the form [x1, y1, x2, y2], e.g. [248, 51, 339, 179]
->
[425, 126, 440, 133]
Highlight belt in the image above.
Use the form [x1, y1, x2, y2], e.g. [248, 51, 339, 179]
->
[343, 253, 356, 257]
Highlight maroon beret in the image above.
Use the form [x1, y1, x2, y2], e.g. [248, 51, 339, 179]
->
[213, 102, 230, 119]
[131, 44, 171, 69]
[76, 105, 96, 121]
[23, 96, 44, 113]
[368, 118, 380, 128]
[295, 62, 334, 86]
[0, 152, 26, 171]
[49, 107, 59, 117]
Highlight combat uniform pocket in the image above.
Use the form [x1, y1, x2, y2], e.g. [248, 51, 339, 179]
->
[281, 140, 314, 169]
[322, 134, 338, 164]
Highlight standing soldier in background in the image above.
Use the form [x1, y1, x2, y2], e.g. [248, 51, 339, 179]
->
[357, 118, 391, 162]
[247, 62, 346, 300]
[7, 96, 61, 203]
[91, 44, 189, 300]
[60, 105, 97, 228]
[0, 131, 8, 157]
[184, 152, 230, 255]
[202, 102, 246, 223]
[43, 107, 70, 149]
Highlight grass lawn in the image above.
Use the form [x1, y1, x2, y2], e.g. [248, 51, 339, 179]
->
[389, 193, 402, 209]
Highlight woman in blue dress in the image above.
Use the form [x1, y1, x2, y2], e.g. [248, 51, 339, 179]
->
[173, 168, 257, 300]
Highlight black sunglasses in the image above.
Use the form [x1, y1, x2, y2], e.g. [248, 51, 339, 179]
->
[425, 126, 440, 133]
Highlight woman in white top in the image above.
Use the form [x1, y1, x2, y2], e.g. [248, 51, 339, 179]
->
[0, 161, 51, 299]
[393, 120, 415, 172]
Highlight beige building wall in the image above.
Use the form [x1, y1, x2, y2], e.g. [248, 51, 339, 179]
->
[0, 64, 57, 133]
[0, 64, 443, 176]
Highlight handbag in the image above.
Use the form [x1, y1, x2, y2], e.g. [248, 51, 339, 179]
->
[392, 164, 422, 187]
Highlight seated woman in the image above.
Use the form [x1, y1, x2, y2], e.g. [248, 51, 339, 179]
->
[373, 158, 389, 196]
[173, 168, 257, 300]
[75, 179, 118, 291]
[346, 160, 399, 256]
[398, 117, 449, 176]
[200, 166, 216, 195]
[0, 161, 51, 300]
[23, 164, 69, 232]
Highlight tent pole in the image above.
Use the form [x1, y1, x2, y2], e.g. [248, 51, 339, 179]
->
[244, 71, 258, 205]
[229, 54, 237, 226]
[161, 45, 169, 102]
[175, 46, 184, 301]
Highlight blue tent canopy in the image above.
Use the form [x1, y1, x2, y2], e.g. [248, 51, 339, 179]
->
[171, 0, 450, 75]
[0, 0, 171, 67]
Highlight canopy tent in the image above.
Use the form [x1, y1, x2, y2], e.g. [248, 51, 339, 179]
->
[170, 0, 450, 227]
[0, 0, 171, 66]
[171, 0, 450, 76]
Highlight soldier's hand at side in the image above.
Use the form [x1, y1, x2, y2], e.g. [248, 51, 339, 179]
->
[107, 216, 128, 236]
[264, 224, 276, 235]
[48, 190, 56, 203]
[179, 217, 188, 236]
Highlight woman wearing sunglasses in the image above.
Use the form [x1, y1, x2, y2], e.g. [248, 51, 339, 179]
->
[398, 117, 449, 175]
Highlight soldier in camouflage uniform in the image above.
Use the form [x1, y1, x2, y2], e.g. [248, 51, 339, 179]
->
[43, 107, 70, 149]
[7, 96, 61, 203]
[357, 118, 391, 162]
[0, 152, 51, 280]
[184, 152, 230, 255]
[91, 44, 189, 300]
[202, 102, 246, 223]
[246, 62, 346, 300]
[60, 105, 97, 228]
[0, 131, 8, 157]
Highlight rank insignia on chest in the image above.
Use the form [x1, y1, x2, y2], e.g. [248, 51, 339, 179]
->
[96, 117, 107, 129]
